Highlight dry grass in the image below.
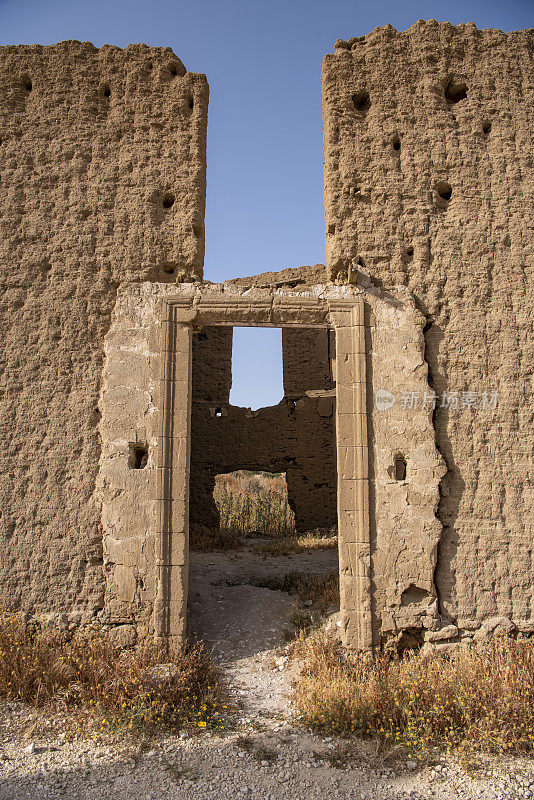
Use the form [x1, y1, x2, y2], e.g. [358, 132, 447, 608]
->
[0, 611, 228, 734]
[195, 471, 338, 552]
[214, 471, 296, 539]
[293, 632, 534, 757]
[251, 571, 339, 610]
[190, 523, 242, 552]
[257, 534, 338, 555]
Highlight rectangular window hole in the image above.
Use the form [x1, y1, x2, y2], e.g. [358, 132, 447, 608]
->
[129, 443, 148, 469]
[229, 327, 283, 410]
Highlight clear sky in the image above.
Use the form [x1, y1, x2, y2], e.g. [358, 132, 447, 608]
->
[1, 0, 531, 408]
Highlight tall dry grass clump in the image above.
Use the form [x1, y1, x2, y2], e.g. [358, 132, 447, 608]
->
[0, 611, 227, 732]
[214, 470, 296, 539]
[293, 632, 534, 755]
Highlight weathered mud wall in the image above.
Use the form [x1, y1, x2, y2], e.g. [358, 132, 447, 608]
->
[322, 21, 534, 637]
[282, 328, 337, 531]
[0, 42, 207, 620]
[189, 325, 337, 534]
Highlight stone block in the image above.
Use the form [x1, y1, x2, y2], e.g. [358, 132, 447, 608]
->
[424, 624, 459, 642]
[338, 445, 368, 480]
[338, 478, 369, 516]
[108, 624, 137, 649]
[156, 532, 187, 567]
[111, 565, 137, 604]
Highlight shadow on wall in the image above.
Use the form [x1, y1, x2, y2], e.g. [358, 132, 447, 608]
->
[424, 321, 464, 622]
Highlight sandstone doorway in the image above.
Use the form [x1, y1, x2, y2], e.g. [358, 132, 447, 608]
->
[152, 292, 370, 653]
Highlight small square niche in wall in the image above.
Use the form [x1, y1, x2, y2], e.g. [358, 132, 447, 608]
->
[128, 443, 148, 469]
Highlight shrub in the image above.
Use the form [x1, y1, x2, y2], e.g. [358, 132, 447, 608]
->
[0, 611, 228, 733]
[293, 632, 534, 756]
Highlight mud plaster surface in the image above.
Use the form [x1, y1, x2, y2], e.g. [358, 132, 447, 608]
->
[322, 21, 534, 629]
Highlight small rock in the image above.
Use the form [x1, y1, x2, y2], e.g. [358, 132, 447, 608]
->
[474, 616, 516, 641]
[425, 624, 458, 642]
[406, 760, 417, 770]
[107, 624, 137, 649]
[24, 743, 36, 755]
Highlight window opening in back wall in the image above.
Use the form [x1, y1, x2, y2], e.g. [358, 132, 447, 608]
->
[229, 326, 283, 409]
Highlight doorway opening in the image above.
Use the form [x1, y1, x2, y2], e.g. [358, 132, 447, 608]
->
[188, 324, 338, 545]
[186, 322, 340, 673]
[214, 470, 295, 541]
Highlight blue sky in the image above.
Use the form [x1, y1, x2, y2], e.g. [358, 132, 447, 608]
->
[1, 0, 531, 408]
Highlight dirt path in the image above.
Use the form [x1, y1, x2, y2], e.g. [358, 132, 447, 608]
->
[187, 540, 339, 720]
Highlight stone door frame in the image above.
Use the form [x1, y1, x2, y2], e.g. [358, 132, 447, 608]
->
[155, 292, 371, 651]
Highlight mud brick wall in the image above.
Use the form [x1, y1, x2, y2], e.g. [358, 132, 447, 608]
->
[0, 42, 207, 619]
[282, 328, 335, 398]
[282, 328, 337, 531]
[322, 21, 534, 630]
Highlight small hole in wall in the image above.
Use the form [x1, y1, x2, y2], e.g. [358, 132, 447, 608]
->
[444, 80, 467, 104]
[103, 86, 111, 98]
[215, 407, 223, 418]
[23, 78, 32, 92]
[352, 90, 370, 113]
[405, 246, 414, 258]
[436, 181, 452, 201]
[162, 192, 175, 209]
[392, 137, 401, 151]
[187, 94, 194, 110]
[164, 268, 175, 275]
[129, 443, 148, 469]
[394, 456, 407, 481]
[483, 121, 492, 135]
[169, 63, 179, 77]
[401, 584, 429, 606]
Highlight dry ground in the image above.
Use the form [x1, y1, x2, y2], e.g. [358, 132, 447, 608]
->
[1, 534, 533, 798]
